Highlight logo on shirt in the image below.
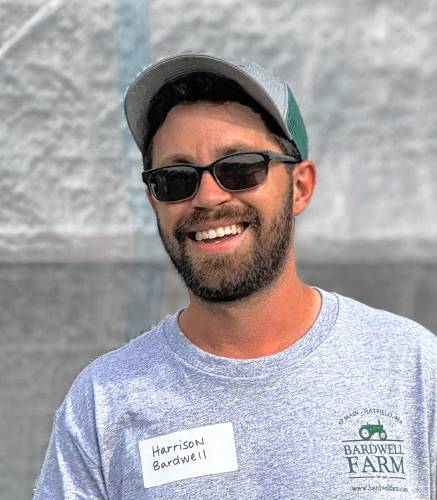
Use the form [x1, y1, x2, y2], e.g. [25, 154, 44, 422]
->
[337, 407, 408, 495]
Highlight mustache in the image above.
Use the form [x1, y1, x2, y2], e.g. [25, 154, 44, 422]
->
[174, 206, 261, 242]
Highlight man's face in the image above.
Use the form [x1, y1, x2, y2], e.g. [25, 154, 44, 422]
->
[149, 102, 296, 303]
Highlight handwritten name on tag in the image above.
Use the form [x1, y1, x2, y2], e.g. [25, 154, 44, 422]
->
[139, 422, 238, 489]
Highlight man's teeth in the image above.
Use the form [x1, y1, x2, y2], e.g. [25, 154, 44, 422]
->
[194, 224, 243, 241]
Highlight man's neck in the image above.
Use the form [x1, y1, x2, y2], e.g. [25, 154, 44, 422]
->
[178, 270, 321, 359]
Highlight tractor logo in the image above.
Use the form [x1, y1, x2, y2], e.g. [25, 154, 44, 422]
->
[358, 419, 387, 440]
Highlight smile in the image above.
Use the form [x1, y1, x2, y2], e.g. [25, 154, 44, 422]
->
[194, 224, 245, 241]
[191, 224, 246, 241]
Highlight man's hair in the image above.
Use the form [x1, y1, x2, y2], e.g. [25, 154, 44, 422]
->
[143, 72, 301, 170]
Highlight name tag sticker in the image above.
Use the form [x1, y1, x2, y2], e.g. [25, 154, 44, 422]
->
[139, 422, 238, 489]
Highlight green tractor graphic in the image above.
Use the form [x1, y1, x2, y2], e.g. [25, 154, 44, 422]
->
[358, 419, 387, 440]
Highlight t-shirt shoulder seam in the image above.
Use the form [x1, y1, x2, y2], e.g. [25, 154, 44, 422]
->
[53, 419, 101, 469]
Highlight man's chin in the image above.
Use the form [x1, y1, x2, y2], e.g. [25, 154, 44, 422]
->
[187, 280, 257, 304]
[172, 250, 248, 299]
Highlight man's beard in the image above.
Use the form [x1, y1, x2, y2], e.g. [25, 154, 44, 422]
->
[157, 187, 294, 303]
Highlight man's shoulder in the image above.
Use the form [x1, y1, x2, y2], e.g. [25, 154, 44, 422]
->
[66, 312, 179, 396]
[333, 291, 437, 356]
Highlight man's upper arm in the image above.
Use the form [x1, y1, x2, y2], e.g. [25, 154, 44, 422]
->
[34, 365, 108, 499]
[34, 419, 108, 499]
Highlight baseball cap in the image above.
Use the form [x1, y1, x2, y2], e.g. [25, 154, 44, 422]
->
[124, 53, 308, 161]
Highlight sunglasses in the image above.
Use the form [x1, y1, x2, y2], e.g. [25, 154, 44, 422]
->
[142, 150, 300, 203]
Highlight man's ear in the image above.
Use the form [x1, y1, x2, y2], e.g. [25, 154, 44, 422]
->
[292, 160, 316, 216]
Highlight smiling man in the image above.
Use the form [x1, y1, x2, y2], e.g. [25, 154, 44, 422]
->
[35, 54, 436, 499]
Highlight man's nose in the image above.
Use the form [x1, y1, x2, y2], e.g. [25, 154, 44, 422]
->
[191, 171, 233, 208]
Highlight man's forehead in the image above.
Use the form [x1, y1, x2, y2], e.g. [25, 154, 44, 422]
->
[151, 102, 276, 166]
[156, 143, 266, 167]
[155, 101, 270, 140]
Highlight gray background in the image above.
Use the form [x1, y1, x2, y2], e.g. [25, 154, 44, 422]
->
[1, 1, 436, 498]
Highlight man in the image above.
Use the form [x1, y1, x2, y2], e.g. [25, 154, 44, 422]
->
[35, 54, 436, 499]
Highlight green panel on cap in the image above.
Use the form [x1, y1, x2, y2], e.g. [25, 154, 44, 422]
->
[285, 87, 308, 160]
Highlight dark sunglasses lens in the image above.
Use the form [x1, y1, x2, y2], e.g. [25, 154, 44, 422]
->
[215, 154, 267, 190]
[149, 166, 198, 202]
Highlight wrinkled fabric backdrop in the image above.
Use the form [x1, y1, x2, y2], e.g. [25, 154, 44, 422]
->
[1, 1, 437, 498]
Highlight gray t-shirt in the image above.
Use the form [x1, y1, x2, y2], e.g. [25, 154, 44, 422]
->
[34, 290, 437, 499]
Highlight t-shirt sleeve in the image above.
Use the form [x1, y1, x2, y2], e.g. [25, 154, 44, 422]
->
[33, 420, 108, 499]
[33, 366, 108, 499]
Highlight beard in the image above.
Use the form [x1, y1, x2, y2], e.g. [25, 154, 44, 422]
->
[156, 185, 294, 303]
